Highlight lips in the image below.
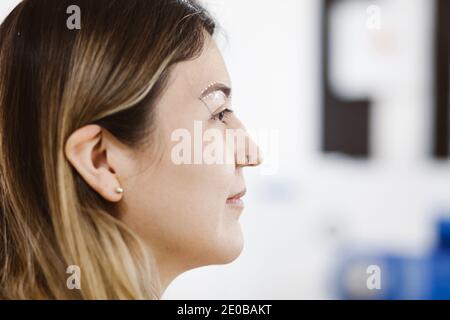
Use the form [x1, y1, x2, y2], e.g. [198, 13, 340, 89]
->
[226, 189, 246, 208]
[227, 189, 246, 201]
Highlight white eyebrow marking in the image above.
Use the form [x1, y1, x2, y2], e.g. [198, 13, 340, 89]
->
[200, 82, 220, 97]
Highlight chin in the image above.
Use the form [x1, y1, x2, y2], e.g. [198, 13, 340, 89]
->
[189, 223, 245, 267]
[214, 229, 245, 265]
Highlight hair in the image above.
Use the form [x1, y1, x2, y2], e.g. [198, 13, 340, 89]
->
[0, 0, 215, 299]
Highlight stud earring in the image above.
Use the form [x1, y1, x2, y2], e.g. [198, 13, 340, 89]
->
[115, 187, 124, 195]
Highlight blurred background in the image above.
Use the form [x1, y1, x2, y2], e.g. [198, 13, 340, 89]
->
[1, 0, 449, 299]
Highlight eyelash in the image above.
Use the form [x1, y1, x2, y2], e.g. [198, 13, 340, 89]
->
[211, 109, 234, 124]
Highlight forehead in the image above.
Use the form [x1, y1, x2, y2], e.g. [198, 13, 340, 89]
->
[167, 35, 231, 98]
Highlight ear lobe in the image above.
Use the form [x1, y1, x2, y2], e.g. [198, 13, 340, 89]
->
[65, 124, 124, 203]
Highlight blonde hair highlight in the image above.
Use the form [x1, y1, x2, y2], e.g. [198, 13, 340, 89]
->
[0, 0, 215, 299]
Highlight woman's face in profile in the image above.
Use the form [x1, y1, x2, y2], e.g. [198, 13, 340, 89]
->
[0, 0, 260, 299]
[116, 35, 261, 278]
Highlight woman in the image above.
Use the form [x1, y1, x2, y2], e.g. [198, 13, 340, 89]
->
[0, 0, 262, 299]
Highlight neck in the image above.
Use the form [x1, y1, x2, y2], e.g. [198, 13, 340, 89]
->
[154, 251, 188, 298]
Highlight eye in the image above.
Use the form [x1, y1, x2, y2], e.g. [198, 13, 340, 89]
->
[212, 108, 234, 124]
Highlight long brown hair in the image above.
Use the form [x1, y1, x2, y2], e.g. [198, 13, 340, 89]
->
[0, 0, 215, 299]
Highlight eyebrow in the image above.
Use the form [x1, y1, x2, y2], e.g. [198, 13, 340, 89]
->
[199, 82, 232, 100]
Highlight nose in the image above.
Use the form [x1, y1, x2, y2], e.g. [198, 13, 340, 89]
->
[241, 134, 263, 168]
[233, 121, 263, 168]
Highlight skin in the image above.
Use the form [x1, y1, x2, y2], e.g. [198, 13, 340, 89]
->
[65, 35, 262, 294]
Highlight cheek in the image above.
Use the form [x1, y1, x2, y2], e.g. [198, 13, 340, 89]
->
[122, 145, 239, 262]
[162, 158, 235, 238]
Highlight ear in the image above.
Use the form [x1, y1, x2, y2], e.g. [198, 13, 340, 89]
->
[65, 124, 124, 202]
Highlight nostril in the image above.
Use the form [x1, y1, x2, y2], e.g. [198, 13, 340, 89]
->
[258, 148, 264, 165]
[245, 154, 262, 167]
[248, 148, 264, 167]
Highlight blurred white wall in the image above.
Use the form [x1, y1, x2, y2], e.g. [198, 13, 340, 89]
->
[0, 0, 19, 22]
